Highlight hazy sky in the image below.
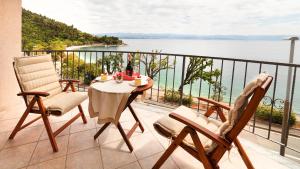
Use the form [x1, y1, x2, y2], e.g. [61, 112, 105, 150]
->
[22, 0, 300, 35]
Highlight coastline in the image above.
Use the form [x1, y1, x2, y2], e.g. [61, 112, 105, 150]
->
[66, 43, 126, 50]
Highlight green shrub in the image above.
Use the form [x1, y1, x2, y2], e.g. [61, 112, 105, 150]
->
[84, 71, 96, 85]
[164, 90, 193, 106]
[256, 105, 296, 126]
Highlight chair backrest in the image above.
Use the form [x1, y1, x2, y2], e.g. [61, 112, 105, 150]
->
[227, 75, 273, 140]
[209, 74, 272, 160]
[14, 55, 62, 105]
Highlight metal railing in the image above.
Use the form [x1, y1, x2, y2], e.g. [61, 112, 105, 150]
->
[24, 50, 300, 157]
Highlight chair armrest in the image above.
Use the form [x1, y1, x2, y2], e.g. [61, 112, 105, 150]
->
[59, 79, 80, 83]
[169, 113, 231, 149]
[17, 91, 49, 97]
[198, 97, 231, 110]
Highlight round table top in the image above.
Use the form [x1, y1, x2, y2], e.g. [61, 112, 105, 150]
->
[90, 76, 153, 94]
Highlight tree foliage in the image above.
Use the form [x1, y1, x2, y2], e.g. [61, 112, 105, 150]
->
[179, 57, 220, 91]
[134, 50, 175, 79]
[211, 76, 226, 101]
[22, 9, 122, 50]
[97, 53, 124, 74]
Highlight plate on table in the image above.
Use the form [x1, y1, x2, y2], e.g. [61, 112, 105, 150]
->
[95, 76, 113, 82]
[129, 79, 148, 87]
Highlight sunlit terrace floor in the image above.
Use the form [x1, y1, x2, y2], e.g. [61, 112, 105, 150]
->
[0, 99, 300, 169]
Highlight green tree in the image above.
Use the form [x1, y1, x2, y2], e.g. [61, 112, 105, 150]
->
[178, 57, 220, 92]
[97, 53, 123, 74]
[134, 50, 175, 79]
[47, 39, 67, 50]
[22, 9, 122, 51]
[211, 76, 226, 101]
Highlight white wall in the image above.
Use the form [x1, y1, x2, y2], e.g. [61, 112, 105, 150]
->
[0, 0, 22, 111]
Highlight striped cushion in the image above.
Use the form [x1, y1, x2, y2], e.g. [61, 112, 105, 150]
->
[14, 55, 62, 97]
[14, 54, 74, 115]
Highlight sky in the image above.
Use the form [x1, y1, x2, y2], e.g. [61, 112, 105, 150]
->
[22, 0, 300, 35]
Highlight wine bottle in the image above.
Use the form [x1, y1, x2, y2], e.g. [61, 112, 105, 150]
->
[126, 61, 133, 76]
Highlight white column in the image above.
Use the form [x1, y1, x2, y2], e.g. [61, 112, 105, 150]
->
[0, 0, 23, 111]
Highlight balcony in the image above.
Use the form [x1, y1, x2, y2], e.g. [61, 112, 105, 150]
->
[0, 100, 299, 169]
[0, 50, 299, 169]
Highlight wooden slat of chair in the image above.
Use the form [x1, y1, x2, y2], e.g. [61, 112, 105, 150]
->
[153, 76, 273, 169]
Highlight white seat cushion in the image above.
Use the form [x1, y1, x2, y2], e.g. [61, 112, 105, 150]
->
[42, 92, 88, 116]
[154, 106, 222, 153]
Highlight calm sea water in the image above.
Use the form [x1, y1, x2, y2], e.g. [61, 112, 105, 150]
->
[79, 39, 300, 113]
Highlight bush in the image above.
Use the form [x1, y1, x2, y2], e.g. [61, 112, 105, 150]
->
[256, 105, 296, 126]
[83, 71, 96, 85]
[164, 90, 193, 106]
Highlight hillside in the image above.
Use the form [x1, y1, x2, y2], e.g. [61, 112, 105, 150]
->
[22, 9, 122, 50]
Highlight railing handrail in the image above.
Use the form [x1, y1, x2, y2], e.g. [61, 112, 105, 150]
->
[23, 50, 300, 67]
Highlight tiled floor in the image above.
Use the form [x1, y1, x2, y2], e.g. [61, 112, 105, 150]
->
[0, 100, 299, 169]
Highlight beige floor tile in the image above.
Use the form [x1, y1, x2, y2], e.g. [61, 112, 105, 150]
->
[138, 152, 178, 169]
[70, 117, 96, 134]
[27, 156, 66, 169]
[151, 131, 172, 149]
[24, 114, 45, 127]
[0, 118, 19, 133]
[68, 129, 99, 154]
[40, 121, 70, 140]
[30, 135, 69, 165]
[131, 132, 164, 159]
[0, 109, 22, 121]
[0, 143, 36, 169]
[66, 147, 103, 169]
[0, 131, 9, 150]
[97, 126, 123, 145]
[101, 139, 137, 169]
[117, 161, 141, 169]
[140, 115, 162, 132]
[119, 120, 149, 137]
[5, 125, 43, 148]
[171, 148, 204, 169]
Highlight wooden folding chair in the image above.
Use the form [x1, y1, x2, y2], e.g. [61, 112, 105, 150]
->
[153, 74, 273, 169]
[93, 79, 153, 152]
[9, 55, 87, 152]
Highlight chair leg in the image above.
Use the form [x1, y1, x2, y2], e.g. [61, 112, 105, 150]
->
[36, 97, 58, 152]
[78, 105, 87, 124]
[94, 122, 111, 139]
[128, 104, 144, 132]
[41, 112, 58, 152]
[117, 123, 133, 152]
[152, 127, 190, 169]
[189, 128, 214, 169]
[234, 138, 254, 169]
[9, 97, 36, 139]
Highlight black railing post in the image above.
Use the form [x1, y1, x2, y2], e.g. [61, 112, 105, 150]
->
[101, 51, 104, 73]
[180, 56, 186, 105]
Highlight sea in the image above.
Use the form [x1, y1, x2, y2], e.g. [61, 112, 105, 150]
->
[78, 39, 300, 113]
